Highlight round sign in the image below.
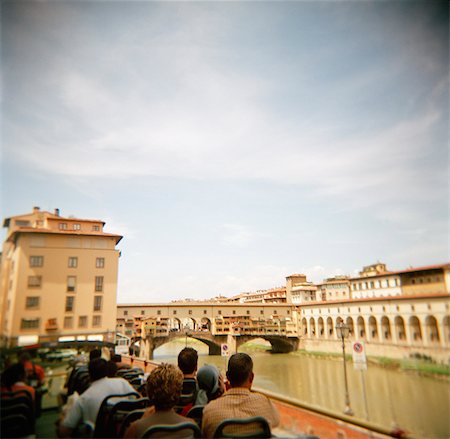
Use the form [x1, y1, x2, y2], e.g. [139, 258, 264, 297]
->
[353, 342, 363, 353]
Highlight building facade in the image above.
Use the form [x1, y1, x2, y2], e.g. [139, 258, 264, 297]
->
[0, 207, 122, 347]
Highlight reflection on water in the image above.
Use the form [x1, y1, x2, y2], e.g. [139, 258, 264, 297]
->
[154, 338, 450, 439]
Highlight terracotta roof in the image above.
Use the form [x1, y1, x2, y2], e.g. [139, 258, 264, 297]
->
[7, 227, 122, 244]
[297, 292, 450, 307]
[350, 263, 450, 280]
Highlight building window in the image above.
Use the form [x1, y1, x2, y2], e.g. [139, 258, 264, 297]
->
[59, 223, 68, 230]
[273, 310, 277, 315]
[65, 296, 75, 312]
[28, 276, 42, 288]
[29, 256, 44, 267]
[232, 310, 236, 315]
[68, 257, 78, 268]
[96, 258, 105, 268]
[173, 310, 177, 315]
[204, 310, 207, 314]
[188, 310, 192, 315]
[157, 310, 161, 315]
[64, 316, 73, 328]
[25, 296, 40, 309]
[92, 225, 100, 231]
[141, 310, 145, 315]
[247, 310, 250, 315]
[16, 220, 31, 227]
[95, 276, 103, 292]
[218, 310, 222, 315]
[287, 310, 290, 314]
[79, 316, 87, 328]
[260, 310, 264, 315]
[67, 276, 76, 292]
[124, 310, 128, 316]
[93, 296, 103, 312]
[92, 315, 101, 327]
[21, 318, 40, 329]
[73, 224, 81, 230]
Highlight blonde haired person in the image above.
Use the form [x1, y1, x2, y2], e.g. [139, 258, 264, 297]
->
[125, 363, 196, 438]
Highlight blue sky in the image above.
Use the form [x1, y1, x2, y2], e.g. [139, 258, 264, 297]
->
[1, 1, 448, 303]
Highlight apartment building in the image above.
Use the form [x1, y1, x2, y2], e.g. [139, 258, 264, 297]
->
[286, 274, 318, 304]
[0, 207, 122, 347]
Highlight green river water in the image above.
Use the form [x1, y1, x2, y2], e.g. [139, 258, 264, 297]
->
[154, 338, 450, 439]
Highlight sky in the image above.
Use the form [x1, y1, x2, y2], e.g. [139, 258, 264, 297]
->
[1, 1, 448, 303]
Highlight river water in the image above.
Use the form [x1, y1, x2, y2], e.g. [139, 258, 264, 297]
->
[154, 338, 449, 439]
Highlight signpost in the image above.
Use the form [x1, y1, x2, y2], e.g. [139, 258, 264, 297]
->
[352, 341, 367, 370]
[352, 341, 369, 420]
[221, 343, 230, 357]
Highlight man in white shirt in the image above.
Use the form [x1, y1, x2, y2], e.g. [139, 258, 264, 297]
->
[58, 358, 136, 437]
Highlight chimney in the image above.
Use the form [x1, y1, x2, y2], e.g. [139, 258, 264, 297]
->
[33, 206, 40, 213]
[54, 208, 60, 216]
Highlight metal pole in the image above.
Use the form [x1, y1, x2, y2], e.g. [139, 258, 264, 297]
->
[341, 335, 354, 416]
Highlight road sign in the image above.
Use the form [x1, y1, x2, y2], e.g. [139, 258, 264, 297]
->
[352, 341, 367, 370]
[221, 343, 230, 357]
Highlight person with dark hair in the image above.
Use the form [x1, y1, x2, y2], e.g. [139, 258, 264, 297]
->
[177, 347, 198, 377]
[106, 360, 118, 378]
[89, 349, 102, 362]
[111, 353, 131, 371]
[177, 347, 199, 413]
[124, 363, 196, 438]
[0, 362, 35, 400]
[58, 358, 135, 437]
[202, 353, 279, 438]
[19, 352, 45, 387]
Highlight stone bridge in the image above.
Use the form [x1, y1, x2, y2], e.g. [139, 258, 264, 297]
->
[139, 330, 300, 360]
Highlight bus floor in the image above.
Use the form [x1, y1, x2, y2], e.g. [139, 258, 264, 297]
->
[36, 408, 60, 438]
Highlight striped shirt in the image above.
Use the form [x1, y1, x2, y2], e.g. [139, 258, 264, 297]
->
[202, 388, 280, 438]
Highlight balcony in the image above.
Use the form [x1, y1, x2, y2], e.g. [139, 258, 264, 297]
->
[45, 319, 58, 331]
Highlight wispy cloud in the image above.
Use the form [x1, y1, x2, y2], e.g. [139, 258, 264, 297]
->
[219, 224, 254, 248]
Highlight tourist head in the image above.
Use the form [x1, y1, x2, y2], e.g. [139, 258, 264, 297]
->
[1, 363, 26, 389]
[89, 349, 102, 362]
[177, 347, 198, 375]
[197, 365, 223, 401]
[88, 358, 108, 381]
[106, 360, 118, 377]
[226, 353, 254, 388]
[111, 354, 122, 363]
[146, 363, 183, 410]
[19, 352, 32, 363]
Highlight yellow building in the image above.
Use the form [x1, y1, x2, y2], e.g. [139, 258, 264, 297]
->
[0, 207, 122, 347]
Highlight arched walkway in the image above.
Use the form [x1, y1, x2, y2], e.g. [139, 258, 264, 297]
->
[302, 318, 308, 336]
[346, 317, 354, 339]
[357, 316, 366, 339]
[326, 317, 334, 338]
[425, 315, 440, 344]
[394, 316, 406, 342]
[318, 317, 325, 337]
[444, 316, 450, 343]
[368, 316, 378, 341]
[409, 316, 422, 343]
[381, 316, 391, 341]
[309, 317, 316, 338]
